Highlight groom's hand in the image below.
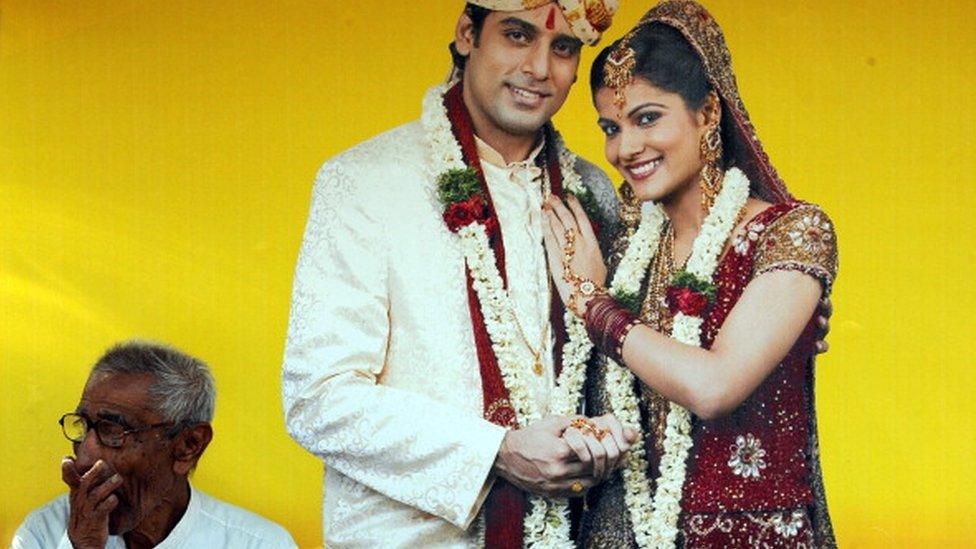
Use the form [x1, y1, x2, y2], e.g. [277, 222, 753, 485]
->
[815, 297, 833, 354]
[493, 416, 597, 498]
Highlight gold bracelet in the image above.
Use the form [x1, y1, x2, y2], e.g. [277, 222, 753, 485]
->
[561, 228, 606, 316]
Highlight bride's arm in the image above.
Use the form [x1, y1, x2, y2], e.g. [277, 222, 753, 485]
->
[542, 195, 833, 421]
[617, 270, 822, 420]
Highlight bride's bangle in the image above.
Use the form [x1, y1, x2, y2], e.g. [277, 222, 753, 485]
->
[584, 294, 640, 364]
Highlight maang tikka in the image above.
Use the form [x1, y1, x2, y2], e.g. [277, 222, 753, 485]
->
[602, 16, 652, 109]
[603, 35, 637, 109]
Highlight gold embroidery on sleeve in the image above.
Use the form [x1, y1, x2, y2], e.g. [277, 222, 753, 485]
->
[754, 205, 838, 291]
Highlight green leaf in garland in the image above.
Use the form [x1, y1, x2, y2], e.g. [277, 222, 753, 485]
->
[671, 269, 717, 301]
[436, 167, 481, 207]
[613, 290, 643, 314]
[566, 185, 602, 229]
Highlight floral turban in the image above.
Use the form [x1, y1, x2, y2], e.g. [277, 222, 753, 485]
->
[467, 0, 620, 45]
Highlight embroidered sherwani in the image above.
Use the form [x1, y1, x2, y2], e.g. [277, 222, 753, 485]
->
[282, 116, 619, 547]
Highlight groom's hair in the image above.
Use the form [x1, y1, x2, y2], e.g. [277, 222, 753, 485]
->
[449, 3, 492, 72]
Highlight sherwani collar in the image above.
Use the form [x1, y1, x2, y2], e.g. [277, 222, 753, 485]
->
[473, 135, 546, 170]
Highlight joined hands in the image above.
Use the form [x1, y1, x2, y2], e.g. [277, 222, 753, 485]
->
[492, 414, 638, 498]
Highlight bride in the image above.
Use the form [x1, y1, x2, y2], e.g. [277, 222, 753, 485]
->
[545, 1, 837, 546]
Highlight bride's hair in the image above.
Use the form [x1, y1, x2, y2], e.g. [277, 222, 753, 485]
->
[590, 22, 737, 169]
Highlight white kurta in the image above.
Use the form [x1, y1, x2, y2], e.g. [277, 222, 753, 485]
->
[12, 484, 296, 549]
[282, 118, 618, 548]
[475, 136, 555, 410]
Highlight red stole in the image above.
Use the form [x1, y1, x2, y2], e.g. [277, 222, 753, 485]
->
[443, 82, 569, 547]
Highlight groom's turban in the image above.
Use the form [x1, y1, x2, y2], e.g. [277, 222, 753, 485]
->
[467, 0, 620, 45]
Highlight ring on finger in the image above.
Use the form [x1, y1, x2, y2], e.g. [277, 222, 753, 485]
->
[570, 418, 610, 441]
[570, 417, 596, 432]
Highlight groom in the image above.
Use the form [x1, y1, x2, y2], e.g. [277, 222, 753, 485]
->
[282, 1, 631, 547]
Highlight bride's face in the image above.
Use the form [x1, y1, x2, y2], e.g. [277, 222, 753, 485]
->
[594, 77, 710, 203]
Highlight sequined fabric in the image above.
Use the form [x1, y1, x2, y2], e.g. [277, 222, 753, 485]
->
[685, 203, 837, 524]
[681, 508, 816, 548]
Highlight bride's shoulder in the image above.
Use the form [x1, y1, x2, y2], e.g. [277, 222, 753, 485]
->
[747, 200, 838, 289]
[739, 199, 834, 231]
[732, 198, 775, 234]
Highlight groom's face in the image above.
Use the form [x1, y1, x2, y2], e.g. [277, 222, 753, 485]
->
[455, 5, 582, 140]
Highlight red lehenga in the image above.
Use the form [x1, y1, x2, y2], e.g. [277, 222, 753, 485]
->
[583, 201, 838, 548]
[581, 1, 839, 547]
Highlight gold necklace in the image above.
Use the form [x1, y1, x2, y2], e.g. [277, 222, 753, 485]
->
[511, 309, 550, 376]
[637, 220, 676, 462]
[641, 203, 748, 327]
[641, 220, 677, 333]
[511, 166, 552, 377]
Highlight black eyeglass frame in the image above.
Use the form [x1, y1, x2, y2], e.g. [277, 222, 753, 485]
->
[59, 412, 178, 448]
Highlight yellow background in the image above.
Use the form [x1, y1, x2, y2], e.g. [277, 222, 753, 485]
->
[2, 1, 973, 547]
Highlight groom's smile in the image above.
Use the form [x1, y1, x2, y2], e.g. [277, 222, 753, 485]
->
[455, 5, 582, 147]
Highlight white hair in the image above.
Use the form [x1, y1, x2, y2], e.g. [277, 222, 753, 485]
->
[89, 340, 216, 425]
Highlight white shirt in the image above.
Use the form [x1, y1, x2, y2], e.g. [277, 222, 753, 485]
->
[12, 484, 297, 549]
[475, 136, 555, 410]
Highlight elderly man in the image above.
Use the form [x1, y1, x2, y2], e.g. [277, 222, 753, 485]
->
[282, 2, 634, 547]
[13, 341, 296, 549]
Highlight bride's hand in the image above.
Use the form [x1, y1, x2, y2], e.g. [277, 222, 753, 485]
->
[542, 194, 607, 317]
[561, 414, 638, 482]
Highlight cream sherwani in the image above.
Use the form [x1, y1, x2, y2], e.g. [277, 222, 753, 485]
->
[282, 114, 619, 547]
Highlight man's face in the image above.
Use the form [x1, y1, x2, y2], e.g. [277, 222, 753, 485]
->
[455, 5, 583, 143]
[72, 372, 181, 535]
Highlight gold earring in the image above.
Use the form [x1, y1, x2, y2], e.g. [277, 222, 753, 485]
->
[699, 125, 723, 213]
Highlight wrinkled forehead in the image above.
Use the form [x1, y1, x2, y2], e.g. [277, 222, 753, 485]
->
[79, 371, 159, 422]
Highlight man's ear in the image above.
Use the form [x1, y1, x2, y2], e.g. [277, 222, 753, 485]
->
[455, 10, 476, 57]
[171, 423, 213, 476]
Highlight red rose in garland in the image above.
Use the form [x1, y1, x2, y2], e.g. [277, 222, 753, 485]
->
[437, 167, 501, 237]
[666, 269, 717, 317]
[666, 286, 710, 316]
[444, 194, 490, 232]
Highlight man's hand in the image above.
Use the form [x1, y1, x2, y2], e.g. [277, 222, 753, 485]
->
[815, 297, 833, 354]
[62, 457, 122, 549]
[493, 416, 598, 498]
[562, 414, 638, 483]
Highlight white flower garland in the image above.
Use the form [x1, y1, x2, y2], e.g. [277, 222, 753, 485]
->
[422, 84, 594, 547]
[604, 168, 750, 548]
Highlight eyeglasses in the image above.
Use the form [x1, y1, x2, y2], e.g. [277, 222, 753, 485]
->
[59, 413, 174, 448]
